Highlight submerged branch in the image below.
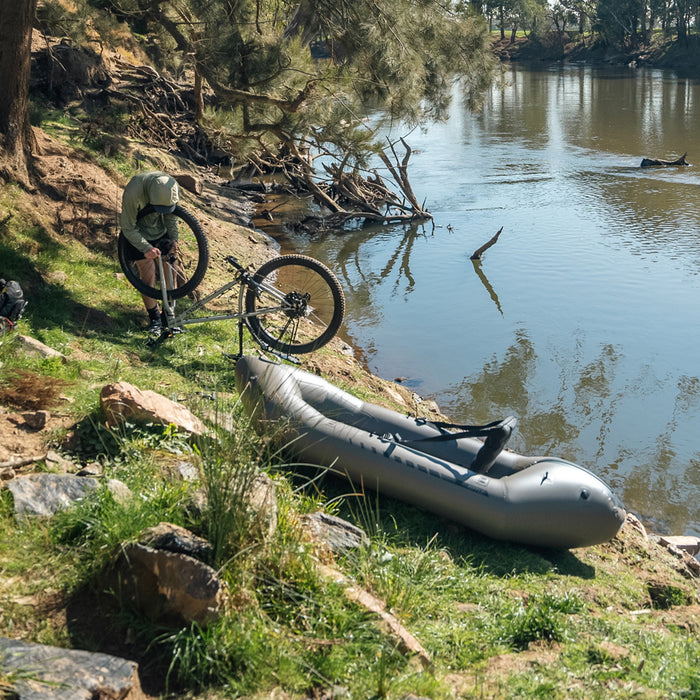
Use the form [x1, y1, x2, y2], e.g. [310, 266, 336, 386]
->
[470, 227, 503, 260]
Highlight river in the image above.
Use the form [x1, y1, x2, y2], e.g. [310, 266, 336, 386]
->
[260, 62, 700, 537]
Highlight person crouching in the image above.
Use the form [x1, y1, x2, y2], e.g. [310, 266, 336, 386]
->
[119, 171, 179, 333]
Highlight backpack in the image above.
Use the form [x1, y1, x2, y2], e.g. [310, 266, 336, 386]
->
[0, 279, 28, 331]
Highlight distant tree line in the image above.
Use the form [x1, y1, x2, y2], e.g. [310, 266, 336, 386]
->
[471, 0, 700, 49]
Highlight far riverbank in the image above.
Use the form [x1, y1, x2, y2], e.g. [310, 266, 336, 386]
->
[492, 33, 700, 73]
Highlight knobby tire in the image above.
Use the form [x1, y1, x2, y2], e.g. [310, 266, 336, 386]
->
[118, 205, 209, 300]
[244, 255, 345, 354]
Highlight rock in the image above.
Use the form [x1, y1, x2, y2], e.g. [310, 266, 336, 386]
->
[107, 477, 133, 505]
[0, 636, 146, 699]
[45, 449, 75, 471]
[625, 512, 648, 538]
[659, 535, 700, 556]
[22, 410, 49, 430]
[5, 473, 130, 518]
[301, 512, 369, 553]
[139, 522, 213, 560]
[246, 472, 278, 540]
[172, 460, 199, 482]
[174, 173, 202, 194]
[100, 381, 206, 436]
[114, 542, 225, 626]
[383, 385, 406, 406]
[75, 461, 101, 476]
[15, 335, 67, 362]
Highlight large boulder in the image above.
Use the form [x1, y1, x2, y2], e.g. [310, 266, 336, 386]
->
[0, 636, 146, 699]
[100, 381, 206, 436]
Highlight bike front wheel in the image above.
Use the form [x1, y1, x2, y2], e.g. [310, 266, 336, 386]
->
[118, 205, 209, 300]
[244, 255, 345, 354]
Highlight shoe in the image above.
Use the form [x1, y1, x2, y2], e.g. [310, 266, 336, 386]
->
[147, 316, 162, 334]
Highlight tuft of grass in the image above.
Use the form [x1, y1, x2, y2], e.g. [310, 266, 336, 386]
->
[500, 592, 583, 650]
[646, 581, 692, 609]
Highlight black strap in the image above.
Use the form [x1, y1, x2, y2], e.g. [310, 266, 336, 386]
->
[410, 417, 515, 443]
[403, 415, 518, 474]
[136, 203, 157, 221]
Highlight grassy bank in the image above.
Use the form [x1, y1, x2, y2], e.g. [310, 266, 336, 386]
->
[2, 125, 700, 699]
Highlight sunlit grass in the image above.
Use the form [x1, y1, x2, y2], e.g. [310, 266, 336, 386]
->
[3, 170, 700, 699]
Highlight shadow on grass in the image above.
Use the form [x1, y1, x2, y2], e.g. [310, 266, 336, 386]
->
[64, 582, 171, 697]
[0, 236, 140, 346]
[287, 466, 597, 579]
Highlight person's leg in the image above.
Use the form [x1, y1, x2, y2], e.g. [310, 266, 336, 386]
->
[134, 258, 158, 311]
[134, 258, 161, 330]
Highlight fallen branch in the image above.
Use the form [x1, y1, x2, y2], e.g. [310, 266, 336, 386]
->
[0, 454, 47, 470]
[640, 152, 689, 167]
[317, 563, 431, 668]
[378, 137, 432, 220]
[470, 227, 503, 260]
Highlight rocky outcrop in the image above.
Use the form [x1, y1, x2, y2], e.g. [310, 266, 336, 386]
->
[100, 381, 206, 436]
[0, 637, 146, 699]
[111, 522, 225, 626]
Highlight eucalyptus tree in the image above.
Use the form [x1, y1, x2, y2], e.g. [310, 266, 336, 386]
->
[558, 0, 594, 34]
[594, 0, 646, 47]
[0, 0, 39, 186]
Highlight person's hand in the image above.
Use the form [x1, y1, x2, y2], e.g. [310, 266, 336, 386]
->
[144, 247, 161, 259]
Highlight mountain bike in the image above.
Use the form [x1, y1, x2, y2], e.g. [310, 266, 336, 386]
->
[118, 206, 345, 358]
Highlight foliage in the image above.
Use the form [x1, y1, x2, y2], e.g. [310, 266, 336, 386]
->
[41, 0, 495, 172]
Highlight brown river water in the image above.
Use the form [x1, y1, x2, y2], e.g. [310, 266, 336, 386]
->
[257, 62, 700, 537]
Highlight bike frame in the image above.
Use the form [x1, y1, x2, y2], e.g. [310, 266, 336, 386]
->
[155, 254, 299, 357]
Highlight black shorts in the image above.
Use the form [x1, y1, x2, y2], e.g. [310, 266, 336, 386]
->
[119, 231, 171, 261]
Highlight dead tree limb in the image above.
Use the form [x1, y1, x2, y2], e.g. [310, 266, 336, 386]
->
[471, 227, 503, 260]
[640, 152, 689, 167]
[0, 454, 47, 470]
[378, 138, 432, 220]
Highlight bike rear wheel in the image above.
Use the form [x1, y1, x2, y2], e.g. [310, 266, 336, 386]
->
[118, 205, 209, 300]
[244, 255, 345, 354]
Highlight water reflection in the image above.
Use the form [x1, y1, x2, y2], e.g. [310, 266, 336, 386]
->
[471, 260, 503, 315]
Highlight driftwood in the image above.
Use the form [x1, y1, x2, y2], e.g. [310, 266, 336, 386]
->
[0, 454, 47, 470]
[276, 138, 433, 230]
[470, 227, 503, 260]
[640, 152, 689, 167]
[43, 41, 429, 231]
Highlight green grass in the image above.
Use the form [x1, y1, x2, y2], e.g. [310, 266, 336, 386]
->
[3, 174, 700, 699]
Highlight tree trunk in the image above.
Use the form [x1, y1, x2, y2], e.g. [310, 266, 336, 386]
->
[0, 0, 38, 187]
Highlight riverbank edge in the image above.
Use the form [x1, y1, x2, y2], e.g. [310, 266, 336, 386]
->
[491, 33, 700, 73]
